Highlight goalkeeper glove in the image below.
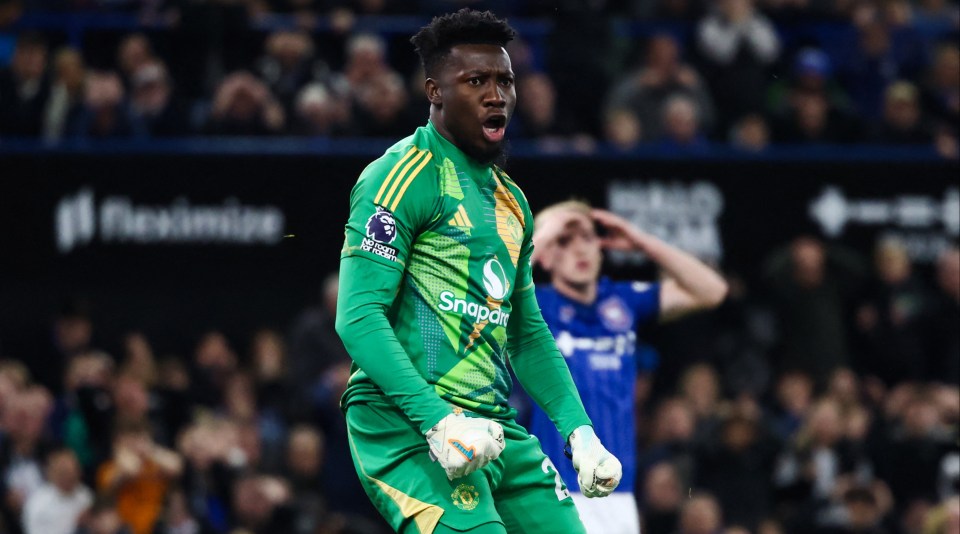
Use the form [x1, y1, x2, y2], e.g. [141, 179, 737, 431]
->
[568, 425, 622, 498]
[426, 411, 505, 480]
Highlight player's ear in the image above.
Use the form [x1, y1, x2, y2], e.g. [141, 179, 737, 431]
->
[425, 78, 442, 106]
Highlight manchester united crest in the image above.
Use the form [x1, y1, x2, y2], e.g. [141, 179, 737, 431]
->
[451, 483, 480, 511]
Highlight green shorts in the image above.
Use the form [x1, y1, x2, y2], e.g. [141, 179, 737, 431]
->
[345, 400, 586, 534]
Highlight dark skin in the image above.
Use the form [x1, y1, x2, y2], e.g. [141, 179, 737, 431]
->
[424, 43, 516, 164]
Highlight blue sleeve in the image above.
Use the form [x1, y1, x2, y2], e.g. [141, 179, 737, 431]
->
[621, 281, 661, 326]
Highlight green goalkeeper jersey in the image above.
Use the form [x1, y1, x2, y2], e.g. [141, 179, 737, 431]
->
[338, 121, 590, 438]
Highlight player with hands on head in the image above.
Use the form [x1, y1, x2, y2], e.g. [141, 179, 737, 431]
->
[336, 9, 614, 534]
[527, 200, 728, 534]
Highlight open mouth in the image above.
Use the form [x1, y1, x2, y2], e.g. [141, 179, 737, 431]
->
[482, 115, 506, 143]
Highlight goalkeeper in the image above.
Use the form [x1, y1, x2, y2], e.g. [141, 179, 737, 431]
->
[335, 9, 619, 534]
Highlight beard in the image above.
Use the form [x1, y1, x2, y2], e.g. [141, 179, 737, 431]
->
[464, 139, 511, 168]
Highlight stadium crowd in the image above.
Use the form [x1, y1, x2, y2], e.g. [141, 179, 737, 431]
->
[0, 238, 957, 534]
[0, 0, 958, 156]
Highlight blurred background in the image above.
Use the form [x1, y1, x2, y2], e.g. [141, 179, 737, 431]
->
[0, 0, 958, 533]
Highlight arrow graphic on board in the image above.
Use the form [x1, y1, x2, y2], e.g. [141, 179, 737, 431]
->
[809, 186, 960, 237]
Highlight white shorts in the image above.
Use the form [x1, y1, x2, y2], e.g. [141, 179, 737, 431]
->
[572, 492, 641, 534]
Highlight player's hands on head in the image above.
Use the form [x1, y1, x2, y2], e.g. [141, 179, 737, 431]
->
[590, 209, 642, 252]
[426, 411, 505, 480]
[533, 210, 594, 270]
[568, 425, 622, 498]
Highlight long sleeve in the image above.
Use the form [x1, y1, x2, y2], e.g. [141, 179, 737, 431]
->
[336, 255, 452, 434]
[508, 285, 592, 440]
[336, 141, 451, 434]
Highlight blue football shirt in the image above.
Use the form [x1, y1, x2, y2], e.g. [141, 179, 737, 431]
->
[527, 277, 660, 494]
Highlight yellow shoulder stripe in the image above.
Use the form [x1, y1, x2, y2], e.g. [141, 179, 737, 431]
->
[387, 151, 434, 211]
[374, 146, 420, 205]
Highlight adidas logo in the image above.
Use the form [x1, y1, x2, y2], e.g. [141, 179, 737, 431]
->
[448, 204, 473, 229]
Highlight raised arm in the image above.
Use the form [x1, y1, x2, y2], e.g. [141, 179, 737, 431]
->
[591, 209, 728, 322]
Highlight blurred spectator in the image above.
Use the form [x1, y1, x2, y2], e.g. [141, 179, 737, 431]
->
[638, 397, 698, 491]
[869, 81, 934, 144]
[603, 108, 643, 151]
[730, 113, 769, 151]
[854, 238, 931, 384]
[763, 238, 867, 384]
[827, 368, 862, 411]
[874, 389, 956, 515]
[772, 86, 861, 144]
[177, 418, 245, 533]
[254, 30, 331, 117]
[151, 487, 215, 534]
[96, 420, 183, 534]
[189, 331, 238, 408]
[0, 360, 28, 414]
[923, 496, 960, 533]
[0, 386, 54, 534]
[510, 71, 581, 140]
[116, 34, 155, 90]
[56, 350, 115, 470]
[658, 94, 708, 150]
[22, 448, 92, 534]
[775, 398, 864, 509]
[291, 82, 352, 136]
[767, 48, 852, 117]
[771, 370, 814, 439]
[343, 33, 391, 94]
[607, 34, 715, 140]
[920, 45, 959, 128]
[641, 462, 683, 534]
[816, 486, 890, 534]
[284, 425, 325, 534]
[128, 61, 190, 137]
[695, 409, 780, 529]
[0, 31, 49, 137]
[205, 71, 285, 136]
[913, 0, 960, 35]
[221, 371, 283, 472]
[679, 363, 721, 431]
[925, 247, 960, 385]
[230, 473, 295, 533]
[696, 0, 780, 130]
[75, 498, 133, 534]
[250, 328, 288, 417]
[287, 273, 350, 409]
[68, 71, 139, 139]
[35, 298, 95, 395]
[837, 20, 924, 121]
[350, 71, 422, 137]
[679, 492, 725, 534]
[43, 46, 87, 142]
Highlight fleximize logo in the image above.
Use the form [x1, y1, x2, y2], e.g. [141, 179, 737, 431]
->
[54, 188, 286, 253]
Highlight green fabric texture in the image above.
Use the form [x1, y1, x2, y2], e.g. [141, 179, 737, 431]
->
[346, 400, 586, 534]
[337, 121, 591, 438]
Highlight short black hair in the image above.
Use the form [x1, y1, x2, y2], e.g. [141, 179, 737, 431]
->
[410, 9, 516, 77]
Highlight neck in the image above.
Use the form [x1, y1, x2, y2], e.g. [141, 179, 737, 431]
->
[552, 277, 598, 305]
[429, 110, 454, 145]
